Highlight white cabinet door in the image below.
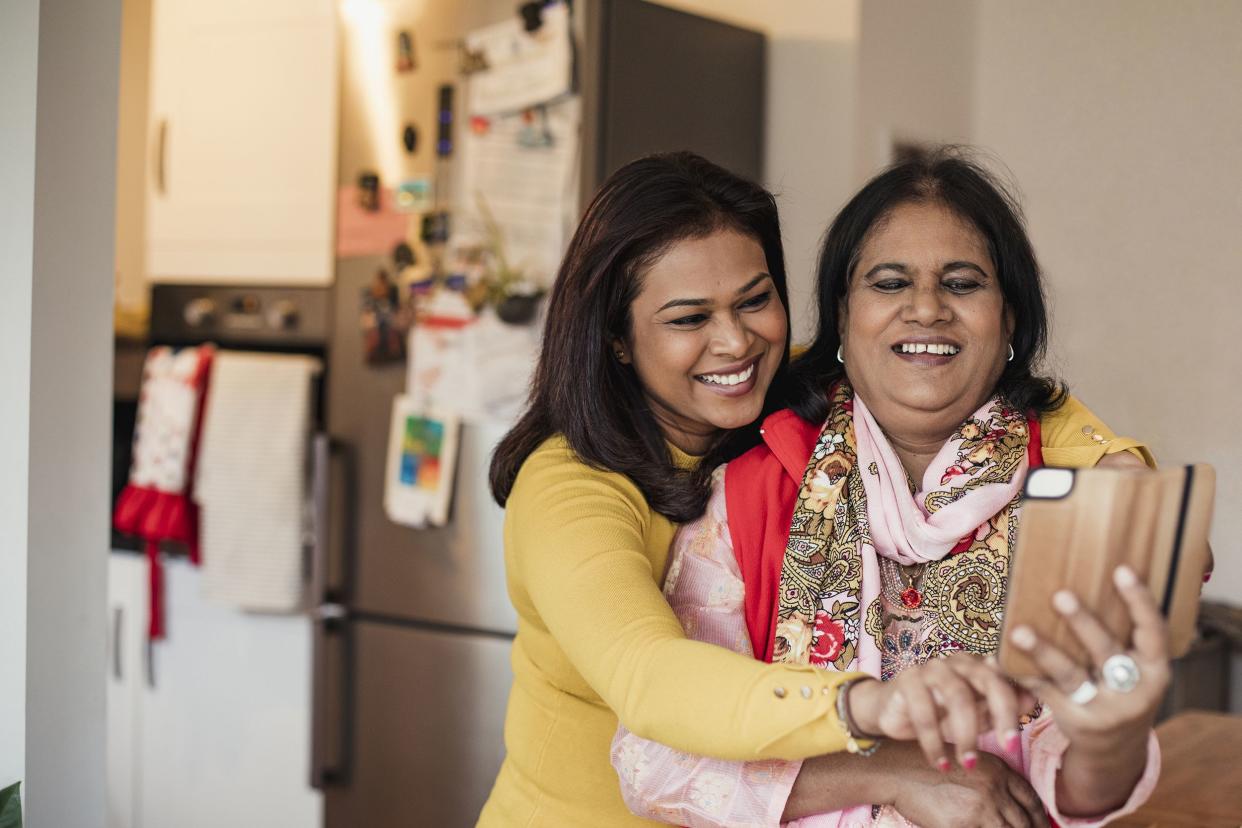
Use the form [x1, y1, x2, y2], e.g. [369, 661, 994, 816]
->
[106, 553, 147, 828]
[137, 556, 321, 828]
[146, 0, 338, 284]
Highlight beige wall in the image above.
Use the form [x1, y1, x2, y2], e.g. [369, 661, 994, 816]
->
[649, 0, 862, 342]
[855, 0, 978, 179]
[971, 1, 1242, 604]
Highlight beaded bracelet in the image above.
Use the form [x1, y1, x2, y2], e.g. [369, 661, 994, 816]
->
[834, 677, 881, 756]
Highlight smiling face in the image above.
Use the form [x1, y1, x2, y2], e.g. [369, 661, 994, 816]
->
[840, 200, 1012, 441]
[620, 227, 788, 455]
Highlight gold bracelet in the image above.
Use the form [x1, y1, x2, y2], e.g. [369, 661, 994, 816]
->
[834, 677, 881, 756]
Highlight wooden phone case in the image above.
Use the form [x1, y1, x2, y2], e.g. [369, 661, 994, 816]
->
[998, 464, 1214, 679]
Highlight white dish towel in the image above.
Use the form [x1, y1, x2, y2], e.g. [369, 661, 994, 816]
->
[194, 351, 320, 612]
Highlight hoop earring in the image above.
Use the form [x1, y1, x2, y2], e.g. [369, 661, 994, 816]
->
[836, 346, 845, 365]
[1007, 344, 1015, 362]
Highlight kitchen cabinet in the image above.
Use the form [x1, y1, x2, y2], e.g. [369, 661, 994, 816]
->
[107, 553, 321, 827]
[145, 0, 338, 285]
[106, 553, 145, 828]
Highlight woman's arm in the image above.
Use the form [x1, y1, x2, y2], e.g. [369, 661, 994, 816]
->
[610, 493, 805, 826]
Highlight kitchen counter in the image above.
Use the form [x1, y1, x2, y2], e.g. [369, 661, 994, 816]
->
[1110, 711, 1242, 827]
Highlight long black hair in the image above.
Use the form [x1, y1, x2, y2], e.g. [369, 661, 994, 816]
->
[489, 152, 792, 522]
[787, 146, 1065, 422]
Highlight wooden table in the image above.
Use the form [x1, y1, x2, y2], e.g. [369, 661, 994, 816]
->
[1110, 711, 1242, 827]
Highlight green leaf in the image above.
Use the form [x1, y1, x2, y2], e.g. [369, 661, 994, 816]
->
[0, 781, 22, 828]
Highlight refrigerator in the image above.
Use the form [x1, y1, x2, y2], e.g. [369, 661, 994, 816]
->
[314, 1, 765, 825]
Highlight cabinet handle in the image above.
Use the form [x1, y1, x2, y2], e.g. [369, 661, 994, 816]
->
[155, 118, 168, 195]
[145, 637, 156, 690]
[112, 606, 123, 681]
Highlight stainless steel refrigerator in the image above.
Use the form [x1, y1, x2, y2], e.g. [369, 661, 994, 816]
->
[313, 2, 765, 825]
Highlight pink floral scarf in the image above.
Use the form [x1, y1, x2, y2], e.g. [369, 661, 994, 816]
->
[772, 382, 1031, 679]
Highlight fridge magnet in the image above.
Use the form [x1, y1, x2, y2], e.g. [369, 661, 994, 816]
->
[436, 84, 454, 157]
[420, 210, 451, 245]
[357, 171, 382, 211]
[393, 241, 415, 270]
[396, 30, 417, 73]
[360, 269, 407, 364]
[383, 395, 460, 528]
[458, 43, 490, 75]
[402, 123, 419, 154]
[519, 1, 544, 33]
[395, 177, 434, 213]
[516, 106, 555, 149]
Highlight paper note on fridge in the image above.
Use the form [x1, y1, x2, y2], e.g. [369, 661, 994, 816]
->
[384, 396, 460, 529]
[465, 1, 572, 116]
[406, 307, 537, 423]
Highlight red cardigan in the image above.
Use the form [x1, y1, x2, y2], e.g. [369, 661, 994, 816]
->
[724, 407, 1043, 663]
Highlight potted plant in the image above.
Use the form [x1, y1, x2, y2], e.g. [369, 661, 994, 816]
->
[0, 782, 21, 828]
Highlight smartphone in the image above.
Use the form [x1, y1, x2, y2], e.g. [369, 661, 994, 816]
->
[998, 464, 1214, 679]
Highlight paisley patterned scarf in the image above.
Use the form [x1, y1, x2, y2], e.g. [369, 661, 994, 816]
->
[771, 382, 1033, 680]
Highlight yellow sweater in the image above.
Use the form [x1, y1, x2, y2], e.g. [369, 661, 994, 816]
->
[477, 395, 1148, 827]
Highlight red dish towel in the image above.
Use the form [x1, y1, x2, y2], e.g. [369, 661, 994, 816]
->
[113, 345, 214, 638]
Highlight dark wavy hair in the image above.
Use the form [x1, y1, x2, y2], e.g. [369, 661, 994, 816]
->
[489, 152, 791, 522]
[787, 146, 1065, 422]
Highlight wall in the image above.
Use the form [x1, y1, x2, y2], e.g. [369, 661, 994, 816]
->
[649, 0, 861, 343]
[1, 0, 120, 823]
[970, 0, 1242, 605]
[0, 0, 39, 797]
[855, 0, 978, 179]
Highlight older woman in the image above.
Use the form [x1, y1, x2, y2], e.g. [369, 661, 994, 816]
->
[612, 151, 1166, 827]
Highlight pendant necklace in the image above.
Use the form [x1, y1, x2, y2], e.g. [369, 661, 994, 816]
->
[897, 563, 925, 610]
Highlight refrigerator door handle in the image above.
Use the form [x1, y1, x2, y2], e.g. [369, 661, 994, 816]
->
[310, 433, 332, 607]
[311, 604, 350, 788]
[310, 433, 353, 789]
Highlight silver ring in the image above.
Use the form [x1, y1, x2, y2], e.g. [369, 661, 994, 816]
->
[1069, 680, 1099, 706]
[1101, 653, 1141, 694]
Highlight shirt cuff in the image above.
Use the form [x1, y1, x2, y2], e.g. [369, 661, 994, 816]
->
[1027, 718, 1162, 827]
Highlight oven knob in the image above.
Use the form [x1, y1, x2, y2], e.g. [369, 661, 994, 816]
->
[183, 298, 217, 327]
[267, 300, 299, 331]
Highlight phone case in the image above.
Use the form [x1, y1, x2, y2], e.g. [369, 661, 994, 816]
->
[998, 464, 1215, 679]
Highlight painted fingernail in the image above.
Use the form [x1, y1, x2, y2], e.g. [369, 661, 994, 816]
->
[1003, 730, 1021, 752]
[1010, 626, 1036, 650]
[962, 752, 978, 771]
[1203, 571, 1213, 584]
[936, 757, 951, 773]
[1114, 565, 1138, 587]
[1052, 590, 1078, 614]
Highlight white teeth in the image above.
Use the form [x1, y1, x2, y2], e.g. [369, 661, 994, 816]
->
[898, 343, 960, 355]
[699, 363, 756, 387]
